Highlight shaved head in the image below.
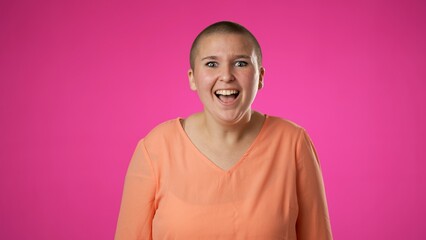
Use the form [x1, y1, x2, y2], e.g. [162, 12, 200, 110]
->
[190, 21, 262, 70]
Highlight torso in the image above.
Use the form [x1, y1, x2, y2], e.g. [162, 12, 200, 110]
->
[144, 115, 311, 239]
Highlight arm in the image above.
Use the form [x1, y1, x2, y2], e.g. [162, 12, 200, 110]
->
[295, 129, 333, 240]
[115, 140, 157, 240]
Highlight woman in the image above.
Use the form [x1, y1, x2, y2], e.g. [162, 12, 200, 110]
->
[115, 21, 333, 239]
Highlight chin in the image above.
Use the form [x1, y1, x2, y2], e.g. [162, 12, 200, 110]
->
[214, 110, 250, 124]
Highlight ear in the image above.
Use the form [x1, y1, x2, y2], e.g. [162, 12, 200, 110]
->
[258, 67, 265, 90]
[188, 69, 197, 91]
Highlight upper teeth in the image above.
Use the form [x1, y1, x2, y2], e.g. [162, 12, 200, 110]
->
[215, 90, 239, 95]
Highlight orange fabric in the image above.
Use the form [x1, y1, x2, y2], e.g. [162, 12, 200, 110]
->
[115, 116, 332, 239]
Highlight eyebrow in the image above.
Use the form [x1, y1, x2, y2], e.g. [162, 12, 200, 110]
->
[234, 55, 251, 59]
[200, 55, 251, 61]
[201, 56, 218, 61]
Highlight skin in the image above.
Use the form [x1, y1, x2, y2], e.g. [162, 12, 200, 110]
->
[183, 33, 266, 171]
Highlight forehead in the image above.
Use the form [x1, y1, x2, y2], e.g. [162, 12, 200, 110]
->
[195, 33, 256, 55]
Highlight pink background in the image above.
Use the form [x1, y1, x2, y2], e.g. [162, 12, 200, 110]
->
[1, 0, 425, 239]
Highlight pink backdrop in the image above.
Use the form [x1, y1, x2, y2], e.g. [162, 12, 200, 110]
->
[1, 0, 425, 239]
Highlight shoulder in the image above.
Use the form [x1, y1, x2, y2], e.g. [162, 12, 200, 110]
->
[141, 118, 183, 148]
[261, 115, 317, 157]
[264, 115, 305, 136]
[261, 115, 315, 149]
[265, 116, 318, 153]
[145, 118, 179, 137]
[255, 115, 307, 149]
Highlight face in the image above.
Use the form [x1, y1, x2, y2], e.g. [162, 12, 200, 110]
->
[188, 33, 265, 124]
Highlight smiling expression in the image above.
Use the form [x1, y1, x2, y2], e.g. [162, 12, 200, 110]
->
[188, 33, 265, 124]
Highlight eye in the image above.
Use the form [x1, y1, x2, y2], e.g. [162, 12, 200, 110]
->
[205, 62, 218, 68]
[235, 61, 248, 67]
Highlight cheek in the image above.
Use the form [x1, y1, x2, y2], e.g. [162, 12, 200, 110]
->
[195, 73, 215, 89]
[239, 71, 258, 87]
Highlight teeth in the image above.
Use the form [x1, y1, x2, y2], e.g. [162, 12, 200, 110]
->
[215, 90, 239, 96]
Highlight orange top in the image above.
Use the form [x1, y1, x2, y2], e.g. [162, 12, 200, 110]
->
[115, 116, 332, 239]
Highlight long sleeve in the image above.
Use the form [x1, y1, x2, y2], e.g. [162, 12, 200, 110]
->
[295, 129, 333, 240]
[115, 140, 157, 240]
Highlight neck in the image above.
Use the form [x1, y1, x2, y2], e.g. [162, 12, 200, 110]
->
[200, 110, 261, 145]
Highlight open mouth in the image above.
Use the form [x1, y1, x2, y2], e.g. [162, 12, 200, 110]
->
[214, 89, 240, 103]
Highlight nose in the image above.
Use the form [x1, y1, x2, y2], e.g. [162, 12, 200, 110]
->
[219, 65, 235, 82]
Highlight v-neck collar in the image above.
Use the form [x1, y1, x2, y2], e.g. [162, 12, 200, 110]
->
[176, 115, 270, 174]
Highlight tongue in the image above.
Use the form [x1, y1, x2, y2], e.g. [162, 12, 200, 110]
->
[218, 95, 236, 103]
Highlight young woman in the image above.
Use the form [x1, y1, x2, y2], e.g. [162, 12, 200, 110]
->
[115, 21, 333, 240]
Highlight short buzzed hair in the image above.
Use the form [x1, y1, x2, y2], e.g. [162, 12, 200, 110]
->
[189, 21, 263, 70]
